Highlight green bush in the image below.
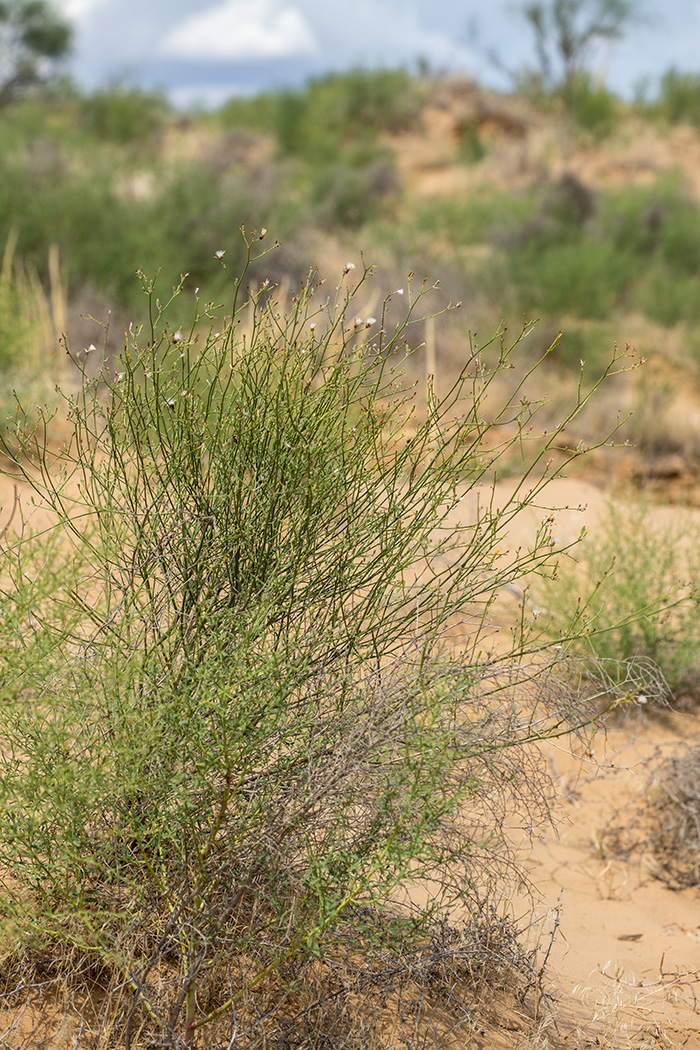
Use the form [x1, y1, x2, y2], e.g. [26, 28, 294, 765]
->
[539, 501, 700, 703]
[221, 68, 422, 163]
[0, 242, 647, 1045]
[560, 73, 619, 137]
[311, 149, 399, 227]
[653, 67, 700, 127]
[78, 83, 171, 144]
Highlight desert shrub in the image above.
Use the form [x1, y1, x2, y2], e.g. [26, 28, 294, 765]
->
[410, 188, 537, 248]
[560, 73, 619, 136]
[220, 68, 422, 163]
[0, 143, 297, 316]
[510, 235, 629, 319]
[311, 149, 399, 227]
[645, 744, 700, 886]
[652, 67, 700, 127]
[0, 240, 649, 1046]
[0, 231, 65, 419]
[605, 744, 700, 889]
[539, 501, 700, 703]
[79, 83, 171, 144]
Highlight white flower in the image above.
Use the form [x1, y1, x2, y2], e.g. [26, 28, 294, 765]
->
[85, 343, 96, 353]
[172, 330, 183, 343]
[214, 249, 225, 260]
[309, 322, 317, 332]
[343, 261, 356, 275]
[353, 317, 363, 329]
[365, 316, 377, 327]
[395, 287, 404, 295]
[259, 227, 267, 240]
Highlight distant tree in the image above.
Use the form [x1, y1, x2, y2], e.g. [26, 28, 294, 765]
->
[518, 0, 640, 91]
[0, 0, 72, 104]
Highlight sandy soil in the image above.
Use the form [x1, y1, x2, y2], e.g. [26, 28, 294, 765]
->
[470, 477, 700, 1049]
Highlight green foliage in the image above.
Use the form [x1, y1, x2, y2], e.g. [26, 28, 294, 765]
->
[457, 120, 487, 163]
[510, 235, 627, 319]
[0, 231, 63, 419]
[0, 243, 639, 1045]
[0, 0, 72, 103]
[221, 68, 422, 161]
[560, 71, 619, 135]
[78, 83, 171, 143]
[652, 67, 700, 127]
[311, 149, 399, 227]
[540, 501, 700, 703]
[0, 142, 300, 315]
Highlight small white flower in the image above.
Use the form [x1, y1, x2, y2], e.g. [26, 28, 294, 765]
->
[395, 288, 404, 295]
[172, 330, 183, 343]
[85, 343, 96, 353]
[365, 316, 377, 328]
[343, 261, 356, 275]
[214, 249, 225, 260]
[259, 227, 267, 240]
[353, 317, 363, 329]
[309, 322, 317, 332]
[165, 398, 176, 409]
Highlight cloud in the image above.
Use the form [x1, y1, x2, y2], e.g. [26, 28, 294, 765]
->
[54, 0, 109, 20]
[160, 0, 319, 62]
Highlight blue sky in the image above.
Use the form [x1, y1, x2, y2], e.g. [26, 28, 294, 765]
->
[53, 0, 700, 109]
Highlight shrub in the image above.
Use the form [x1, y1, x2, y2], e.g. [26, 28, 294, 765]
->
[560, 73, 619, 136]
[653, 67, 700, 127]
[0, 240, 648, 1046]
[79, 83, 171, 144]
[221, 69, 423, 164]
[538, 500, 700, 703]
[311, 149, 399, 227]
[645, 744, 700, 886]
[0, 231, 65, 418]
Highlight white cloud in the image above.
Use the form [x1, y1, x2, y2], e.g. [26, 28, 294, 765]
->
[160, 0, 319, 61]
[55, 0, 108, 19]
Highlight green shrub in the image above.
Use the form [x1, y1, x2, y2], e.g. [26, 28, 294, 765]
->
[221, 68, 423, 163]
[653, 67, 700, 126]
[560, 73, 619, 137]
[510, 235, 630, 319]
[0, 242, 647, 1046]
[539, 501, 700, 703]
[79, 83, 171, 143]
[311, 149, 399, 227]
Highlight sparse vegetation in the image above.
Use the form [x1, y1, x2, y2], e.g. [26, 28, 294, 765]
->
[539, 500, 700, 704]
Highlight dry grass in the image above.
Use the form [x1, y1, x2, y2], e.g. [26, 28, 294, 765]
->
[0, 906, 558, 1049]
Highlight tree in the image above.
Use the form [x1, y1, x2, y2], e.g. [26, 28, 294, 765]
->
[519, 0, 639, 90]
[0, 0, 72, 104]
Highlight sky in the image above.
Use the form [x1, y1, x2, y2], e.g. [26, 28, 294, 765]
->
[52, 0, 700, 109]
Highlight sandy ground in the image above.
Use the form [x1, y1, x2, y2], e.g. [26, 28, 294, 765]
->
[469, 477, 700, 1049]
